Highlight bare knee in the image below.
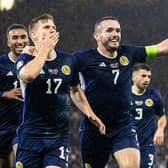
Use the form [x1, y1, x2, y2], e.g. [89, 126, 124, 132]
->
[114, 148, 140, 168]
[121, 161, 139, 168]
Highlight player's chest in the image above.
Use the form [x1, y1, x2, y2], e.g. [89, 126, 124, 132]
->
[0, 63, 17, 80]
[84, 55, 131, 74]
[130, 96, 156, 119]
[37, 62, 73, 83]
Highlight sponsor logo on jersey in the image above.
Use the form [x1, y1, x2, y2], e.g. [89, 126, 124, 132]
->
[48, 69, 58, 75]
[119, 56, 129, 66]
[61, 65, 71, 75]
[99, 62, 106, 67]
[145, 98, 153, 107]
[110, 62, 119, 68]
[6, 71, 14, 76]
[135, 100, 143, 106]
[16, 161, 23, 168]
[16, 60, 24, 70]
[85, 163, 92, 168]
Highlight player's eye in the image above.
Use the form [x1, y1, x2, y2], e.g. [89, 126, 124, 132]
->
[12, 36, 19, 40]
[20, 35, 27, 39]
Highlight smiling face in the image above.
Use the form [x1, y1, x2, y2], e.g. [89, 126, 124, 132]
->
[7, 28, 29, 56]
[94, 19, 121, 52]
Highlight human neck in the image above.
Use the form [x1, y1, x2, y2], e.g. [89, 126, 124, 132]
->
[8, 51, 17, 62]
[33, 47, 56, 60]
[97, 46, 117, 58]
[132, 85, 146, 95]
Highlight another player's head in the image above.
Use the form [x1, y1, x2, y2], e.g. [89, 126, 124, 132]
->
[132, 63, 151, 92]
[93, 16, 121, 52]
[28, 13, 57, 46]
[6, 24, 29, 57]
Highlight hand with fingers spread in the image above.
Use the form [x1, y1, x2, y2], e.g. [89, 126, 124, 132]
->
[2, 88, 23, 102]
[39, 31, 59, 53]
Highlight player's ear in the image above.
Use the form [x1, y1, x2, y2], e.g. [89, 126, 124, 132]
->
[7, 38, 11, 48]
[132, 72, 136, 82]
[93, 32, 99, 41]
[30, 31, 35, 39]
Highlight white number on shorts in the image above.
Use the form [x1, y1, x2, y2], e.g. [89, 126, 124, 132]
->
[148, 154, 154, 167]
[46, 78, 62, 94]
[135, 108, 143, 120]
[59, 146, 69, 162]
[112, 69, 119, 85]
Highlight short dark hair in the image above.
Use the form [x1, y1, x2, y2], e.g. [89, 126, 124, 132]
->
[6, 24, 27, 37]
[133, 63, 151, 72]
[94, 16, 119, 32]
[28, 13, 54, 34]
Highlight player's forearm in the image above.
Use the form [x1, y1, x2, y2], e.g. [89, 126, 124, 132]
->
[157, 115, 167, 130]
[70, 85, 94, 118]
[156, 38, 168, 56]
[20, 47, 50, 82]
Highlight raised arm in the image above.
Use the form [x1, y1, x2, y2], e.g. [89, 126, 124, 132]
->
[70, 84, 106, 135]
[19, 32, 59, 83]
[145, 38, 168, 59]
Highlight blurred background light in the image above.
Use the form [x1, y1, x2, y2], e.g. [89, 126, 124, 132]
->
[0, 0, 15, 11]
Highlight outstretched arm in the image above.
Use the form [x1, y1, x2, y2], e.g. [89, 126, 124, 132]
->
[70, 84, 106, 135]
[154, 114, 167, 145]
[145, 38, 168, 59]
[156, 38, 168, 56]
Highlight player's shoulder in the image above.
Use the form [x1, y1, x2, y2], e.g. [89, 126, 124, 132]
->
[17, 53, 33, 60]
[147, 87, 162, 98]
[0, 53, 9, 62]
[15, 54, 34, 70]
[119, 44, 145, 52]
[56, 49, 72, 57]
[73, 48, 96, 57]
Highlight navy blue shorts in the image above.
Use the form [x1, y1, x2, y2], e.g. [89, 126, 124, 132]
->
[80, 123, 139, 168]
[0, 132, 15, 158]
[140, 144, 155, 168]
[16, 136, 69, 168]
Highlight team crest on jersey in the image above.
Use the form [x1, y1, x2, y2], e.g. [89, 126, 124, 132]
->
[119, 56, 129, 66]
[85, 163, 92, 168]
[16, 60, 24, 70]
[145, 98, 153, 107]
[61, 65, 71, 75]
[16, 161, 23, 168]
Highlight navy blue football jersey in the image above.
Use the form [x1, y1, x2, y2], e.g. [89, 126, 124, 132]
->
[0, 54, 22, 133]
[129, 87, 165, 145]
[15, 50, 79, 138]
[73, 45, 146, 134]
